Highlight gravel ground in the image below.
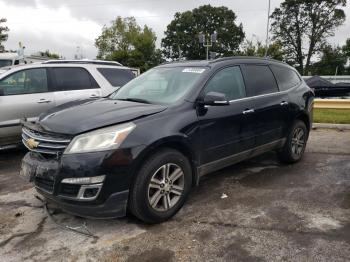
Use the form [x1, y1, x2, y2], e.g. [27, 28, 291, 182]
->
[0, 128, 349, 262]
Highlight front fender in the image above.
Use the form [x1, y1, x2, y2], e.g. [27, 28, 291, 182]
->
[128, 135, 200, 187]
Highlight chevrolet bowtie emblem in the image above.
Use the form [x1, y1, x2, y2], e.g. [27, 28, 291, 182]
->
[26, 138, 39, 149]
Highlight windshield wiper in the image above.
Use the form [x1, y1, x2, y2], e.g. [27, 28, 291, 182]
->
[117, 98, 151, 104]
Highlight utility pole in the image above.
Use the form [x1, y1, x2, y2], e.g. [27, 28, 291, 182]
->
[176, 23, 182, 60]
[264, 0, 271, 57]
[199, 32, 217, 60]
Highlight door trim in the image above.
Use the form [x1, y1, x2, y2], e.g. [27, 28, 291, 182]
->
[197, 138, 286, 177]
[0, 122, 20, 128]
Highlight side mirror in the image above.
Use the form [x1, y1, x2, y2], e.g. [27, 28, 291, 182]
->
[201, 92, 230, 106]
[0, 88, 4, 96]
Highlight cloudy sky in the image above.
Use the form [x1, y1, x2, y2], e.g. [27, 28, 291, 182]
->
[1, 0, 349, 59]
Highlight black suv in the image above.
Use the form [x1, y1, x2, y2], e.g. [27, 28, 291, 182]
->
[20, 57, 314, 223]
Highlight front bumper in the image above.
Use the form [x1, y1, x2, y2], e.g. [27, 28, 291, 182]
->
[21, 147, 143, 218]
[38, 188, 129, 219]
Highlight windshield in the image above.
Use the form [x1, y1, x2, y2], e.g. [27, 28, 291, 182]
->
[0, 60, 13, 68]
[110, 67, 206, 104]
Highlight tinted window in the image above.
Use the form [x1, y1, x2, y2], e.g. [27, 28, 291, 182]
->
[97, 68, 134, 87]
[204, 66, 246, 101]
[270, 65, 301, 91]
[0, 60, 12, 67]
[52, 67, 94, 91]
[243, 65, 279, 96]
[0, 68, 48, 95]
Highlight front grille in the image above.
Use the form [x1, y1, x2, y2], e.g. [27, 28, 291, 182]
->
[22, 127, 71, 156]
[59, 184, 81, 198]
[35, 176, 54, 193]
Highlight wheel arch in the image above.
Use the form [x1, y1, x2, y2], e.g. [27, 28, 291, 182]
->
[295, 112, 311, 132]
[130, 136, 200, 188]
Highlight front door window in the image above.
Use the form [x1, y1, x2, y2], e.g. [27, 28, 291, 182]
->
[203, 66, 246, 101]
[0, 68, 48, 95]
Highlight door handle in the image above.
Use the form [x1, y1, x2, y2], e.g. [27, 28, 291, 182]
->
[90, 94, 99, 98]
[242, 109, 255, 115]
[37, 99, 52, 104]
[280, 101, 289, 106]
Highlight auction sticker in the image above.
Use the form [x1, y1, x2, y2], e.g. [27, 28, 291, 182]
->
[182, 68, 206, 74]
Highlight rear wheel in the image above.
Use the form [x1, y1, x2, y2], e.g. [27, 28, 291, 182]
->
[278, 120, 308, 163]
[129, 148, 192, 223]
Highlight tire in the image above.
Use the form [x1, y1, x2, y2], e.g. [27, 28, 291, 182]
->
[128, 148, 192, 224]
[278, 120, 308, 164]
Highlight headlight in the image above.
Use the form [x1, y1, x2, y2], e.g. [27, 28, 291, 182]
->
[64, 122, 136, 154]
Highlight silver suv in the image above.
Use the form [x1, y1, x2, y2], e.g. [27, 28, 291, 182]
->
[0, 60, 135, 149]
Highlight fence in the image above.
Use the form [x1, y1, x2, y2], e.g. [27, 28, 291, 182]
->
[314, 99, 350, 109]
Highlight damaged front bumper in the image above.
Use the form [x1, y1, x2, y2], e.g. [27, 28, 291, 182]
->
[38, 188, 129, 219]
[20, 150, 135, 219]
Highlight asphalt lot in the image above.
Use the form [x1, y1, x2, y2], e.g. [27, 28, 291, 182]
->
[0, 128, 349, 262]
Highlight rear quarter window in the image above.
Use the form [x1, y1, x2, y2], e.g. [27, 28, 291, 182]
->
[97, 68, 135, 87]
[270, 65, 301, 91]
[242, 65, 279, 97]
[52, 67, 97, 91]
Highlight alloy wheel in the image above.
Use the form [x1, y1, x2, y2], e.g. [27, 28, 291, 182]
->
[147, 163, 185, 212]
[291, 127, 305, 157]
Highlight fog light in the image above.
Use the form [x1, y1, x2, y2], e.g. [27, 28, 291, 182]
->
[61, 175, 105, 185]
[83, 187, 99, 198]
[77, 183, 103, 201]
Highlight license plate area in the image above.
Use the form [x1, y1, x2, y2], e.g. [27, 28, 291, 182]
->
[19, 154, 37, 182]
[19, 153, 60, 192]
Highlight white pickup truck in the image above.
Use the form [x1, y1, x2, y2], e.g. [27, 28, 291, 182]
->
[0, 53, 23, 74]
[0, 52, 22, 67]
[0, 52, 53, 74]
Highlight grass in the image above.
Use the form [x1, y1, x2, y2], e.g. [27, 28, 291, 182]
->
[313, 108, 350, 124]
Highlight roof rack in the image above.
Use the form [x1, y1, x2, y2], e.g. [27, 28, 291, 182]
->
[210, 56, 282, 64]
[43, 59, 123, 66]
[159, 56, 287, 67]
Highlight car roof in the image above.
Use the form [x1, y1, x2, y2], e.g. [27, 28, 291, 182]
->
[157, 56, 290, 68]
[43, 59, 122, 66]
[1, 60, 130, 71]
[0, 61, 132, 79]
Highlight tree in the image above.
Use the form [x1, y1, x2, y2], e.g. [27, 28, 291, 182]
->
[95, 17, 162, 72]
[162, 5, 245, 60]
[342, 38, 350, 57]
[39, 50, 60, 59]
[270, 0, 346, 74]
[240, 40, 284, 61]
[0, 18, 9, 52]
[341, 39, 350, 74]
[311, 44, 347, 75]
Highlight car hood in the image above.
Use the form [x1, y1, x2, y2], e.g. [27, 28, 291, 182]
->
[38, 98, 167, 135]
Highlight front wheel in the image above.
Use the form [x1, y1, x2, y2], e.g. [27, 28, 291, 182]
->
[128, 148, 192, 224]
[278, 120, 308, 164]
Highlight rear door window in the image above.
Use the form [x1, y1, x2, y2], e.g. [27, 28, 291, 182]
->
[270, 65, 301, 91]
[97, 68, 135, 87]
[242, 65, 279, 97]
[0, 68, 48, 95]
[204, 66, 246, 101]
[52, 67, 96, 91]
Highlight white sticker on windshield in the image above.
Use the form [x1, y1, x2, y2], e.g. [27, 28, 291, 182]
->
[182, 68, 206, 74]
